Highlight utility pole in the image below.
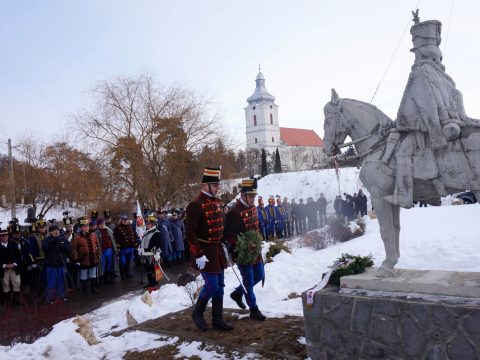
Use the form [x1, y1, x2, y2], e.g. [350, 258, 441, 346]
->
[8, 139, 16, 219]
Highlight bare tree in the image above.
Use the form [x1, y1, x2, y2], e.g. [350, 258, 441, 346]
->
[73, 74, 228, 209]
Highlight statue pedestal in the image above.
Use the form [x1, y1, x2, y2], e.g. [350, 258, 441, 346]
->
[340, 267, 480, 299]
[303, 268, 480, 360]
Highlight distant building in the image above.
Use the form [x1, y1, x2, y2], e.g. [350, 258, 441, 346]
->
[244, 71, 327, 171]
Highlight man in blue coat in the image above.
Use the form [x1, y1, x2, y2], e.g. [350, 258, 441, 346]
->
[170, 212, 185, 264]
[256, 196, 268, 240]
[157, 211, 173, 267]
[42, 224, 71, 303]
[265, 196, 277, 240]
[274, 196, 286, 238]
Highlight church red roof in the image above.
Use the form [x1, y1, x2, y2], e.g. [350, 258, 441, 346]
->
[279, 127, 323, 147]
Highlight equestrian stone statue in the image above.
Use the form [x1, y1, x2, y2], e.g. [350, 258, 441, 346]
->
[383, 10, 480, 208]
[322, 10, 480, 277]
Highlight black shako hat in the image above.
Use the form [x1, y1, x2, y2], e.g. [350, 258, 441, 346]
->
[202, 166, 221, 184]
[240, 177, 257, 195]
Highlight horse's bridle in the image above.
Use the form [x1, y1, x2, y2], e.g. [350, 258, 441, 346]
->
[328, 99, 389, 161]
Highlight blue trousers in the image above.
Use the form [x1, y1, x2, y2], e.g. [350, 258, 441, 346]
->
[267, 221, 275, 238]
[101, 247, 113, 274]
[199, 270, 225, 301]
[259, 223, 267, 239]
[46, 266, 65, 302]
[235, 262, 265, 309]
[119, 247, 134, 266]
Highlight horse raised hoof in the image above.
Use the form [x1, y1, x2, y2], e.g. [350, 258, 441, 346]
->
[377, 262, 395, 278]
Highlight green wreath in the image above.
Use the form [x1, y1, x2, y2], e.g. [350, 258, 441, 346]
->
[327, 253, 374, 286]
[234, 229, 263, 265]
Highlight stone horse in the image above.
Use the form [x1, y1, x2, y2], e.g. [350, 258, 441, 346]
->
[323, 90, 480, 277]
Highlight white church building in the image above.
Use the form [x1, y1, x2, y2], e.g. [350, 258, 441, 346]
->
[245, 71, 327, 171]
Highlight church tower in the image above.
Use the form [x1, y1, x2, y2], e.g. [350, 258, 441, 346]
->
[245, 70, 281, 153]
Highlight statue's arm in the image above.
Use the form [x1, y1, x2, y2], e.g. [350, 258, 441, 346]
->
[411, 77, 440, 131]
[455, 90, 480, 127]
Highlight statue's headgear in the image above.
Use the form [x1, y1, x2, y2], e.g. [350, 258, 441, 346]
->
[410, 10, 442, 51]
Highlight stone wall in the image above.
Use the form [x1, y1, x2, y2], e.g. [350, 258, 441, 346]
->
[302, 287, 479, 359]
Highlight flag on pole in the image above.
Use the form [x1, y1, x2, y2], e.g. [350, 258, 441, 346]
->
[136, 200, 145, 239]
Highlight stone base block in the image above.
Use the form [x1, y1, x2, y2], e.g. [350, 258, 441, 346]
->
[303, 287, 480, 359]
[341, 268, 480, 298]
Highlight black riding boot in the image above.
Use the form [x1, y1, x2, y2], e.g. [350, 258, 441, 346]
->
[119, 265, 126, 280]
[105, 271, 114, 284]
[125, 259, 134, 278]
[81, 280, 88, 295]
[12, 292, 21, 307]
[230, 289, 246, 309]
[250, 306, 267, 321]
[212, 297, 233, 331]
[90, 279, 97, 293]
[192, 297, 209, 331]
[0, 292, 7, 306]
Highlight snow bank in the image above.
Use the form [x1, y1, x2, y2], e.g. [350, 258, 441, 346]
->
[2, 167, 479, 359]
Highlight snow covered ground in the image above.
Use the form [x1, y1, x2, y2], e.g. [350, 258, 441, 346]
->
[0, 204, 84, 228]
[1, 168, 479, 359]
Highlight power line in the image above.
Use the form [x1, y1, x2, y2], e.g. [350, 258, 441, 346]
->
[442, 0, 455, 56]
[370, 0, 422, 104]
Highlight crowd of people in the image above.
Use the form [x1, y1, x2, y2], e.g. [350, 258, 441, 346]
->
[255, 189, 368, 240]
[0, 208, 188, 307]
[0, 185, 369, 311]
[333, 189, 368, 220]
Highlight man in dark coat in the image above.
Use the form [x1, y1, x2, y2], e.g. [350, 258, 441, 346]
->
[42, 224, 71, 303]
[71, 217, 101, 294]
[186, 167, 233, 332]
[113, 214, 136, 279]
[333, 195, 342, 217]
[0, 227, 22, 306]
[317, 193, 328, 227]
[225, 178, 266, 321]
[297, 199, 307, 234]
[306, 197, 318, 230]
[358, 189, 368, 217]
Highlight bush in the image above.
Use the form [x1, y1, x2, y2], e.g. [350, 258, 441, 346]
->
[352, 219, 366, 238]
[299, 217, 367, 250]
[302, 230, 335, 250]
[265, 240, 291, 263]
[327, 217, 353, 242]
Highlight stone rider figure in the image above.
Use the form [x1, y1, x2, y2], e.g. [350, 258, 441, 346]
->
[384, 10, 480, 208]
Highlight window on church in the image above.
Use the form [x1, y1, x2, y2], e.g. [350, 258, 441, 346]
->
[270, 105, 272, 109]
[253, 106, 256, 110]
[270, 114, 273, 124]
[254, 115, 257, 126]
[272, 137, 274, 142]
[255, 138, 258, 143]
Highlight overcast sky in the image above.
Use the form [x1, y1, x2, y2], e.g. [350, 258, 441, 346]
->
[1, 0, 479, 150]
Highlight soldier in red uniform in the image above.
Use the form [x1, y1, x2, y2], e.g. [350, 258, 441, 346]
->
[186, 167, 233, 332]
[224, 178, 266, 321]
